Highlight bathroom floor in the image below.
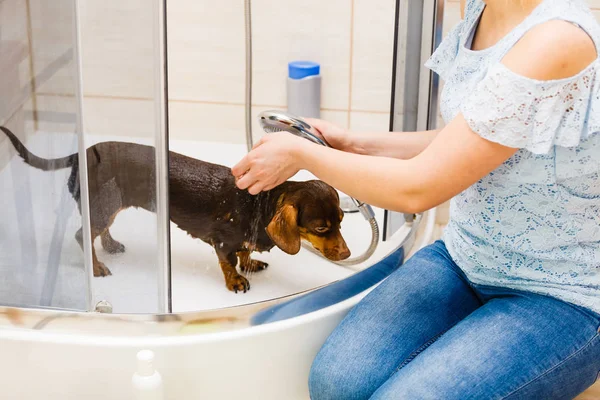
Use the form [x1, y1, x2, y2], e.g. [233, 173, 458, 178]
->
[0, 132, 407, 313]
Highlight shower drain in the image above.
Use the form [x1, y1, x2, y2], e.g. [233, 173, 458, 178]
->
[95, 300, 113, 313]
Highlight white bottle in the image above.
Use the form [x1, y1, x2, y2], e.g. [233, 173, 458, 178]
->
[132, 350, 165, 400]
[287, 60, 321, 118]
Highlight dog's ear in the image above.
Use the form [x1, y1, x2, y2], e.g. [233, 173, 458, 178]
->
[266, 203, 301, 255]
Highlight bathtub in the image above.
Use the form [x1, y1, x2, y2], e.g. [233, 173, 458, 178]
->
[0, 132, 417, 399]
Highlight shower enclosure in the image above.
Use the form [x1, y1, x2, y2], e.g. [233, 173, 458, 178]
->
[0, 0, 170, 314]
[0, 0, 445, 397]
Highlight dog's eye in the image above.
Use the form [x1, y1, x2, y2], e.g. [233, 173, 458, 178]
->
[315, 227, 329, 234]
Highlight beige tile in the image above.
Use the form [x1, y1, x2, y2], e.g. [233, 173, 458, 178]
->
[169, 101, 245, 144]
[27, 94, 78, 134]
[349, 111, 391, 132]
[593, 9, 600, 21]
[79, 0, 155, 98]
[0, 0, 32, 127]
[321, 110, 350, 130]
[168, 102, 343, 146]
[83, 96, 155, 138]
[0, 98, 30, 171]
[167, 0, 245, 103]
[351, 0, 395, 112]
[27, 0, 77, 95]
[0, 0, 28, 42]
[0, 0, 31, 97]
[250, 0, 352, 110]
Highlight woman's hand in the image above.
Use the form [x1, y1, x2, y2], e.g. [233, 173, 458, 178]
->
[304, 118, 351, 151]
[232, 132, 309, 195]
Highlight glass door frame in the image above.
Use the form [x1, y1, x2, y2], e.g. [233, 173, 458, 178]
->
[74, 0, 172, 313]
[152, 0, 172, 314]
[383, 0, 445, 241]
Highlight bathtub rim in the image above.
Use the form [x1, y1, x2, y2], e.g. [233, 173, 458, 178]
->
[0, 215, 420, 338]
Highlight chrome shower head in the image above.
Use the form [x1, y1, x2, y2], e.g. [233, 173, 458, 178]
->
[258, 110, 330, 147]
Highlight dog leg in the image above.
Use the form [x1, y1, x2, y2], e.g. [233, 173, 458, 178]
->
[237, 250, 268, 273]
[84, 178, 122, 277]
[75, 227, 112, 277]
[215, 246, 250, 293]
[100, 230, 125, 254]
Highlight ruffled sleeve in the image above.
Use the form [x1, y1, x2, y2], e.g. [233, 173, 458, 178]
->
[460, 62, 600, 154]
[425, 0, 485, 80]
[424, 22, 463, 80]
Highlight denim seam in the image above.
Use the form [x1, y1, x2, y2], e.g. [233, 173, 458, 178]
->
[390, 329, 449, 376]
[501, 333, 600, 399]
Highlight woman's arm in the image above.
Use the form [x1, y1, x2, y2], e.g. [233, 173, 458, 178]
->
[305, 118, 439, 159]
[235, 115, 516, 213]
[344, 130, 439, 159]
[299, 116, 512, 213]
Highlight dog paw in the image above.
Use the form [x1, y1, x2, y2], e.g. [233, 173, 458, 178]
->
[105, 242, 126, 254]
[226, 274, 250, 293]
[240, 259, 269, 273]
[93, 262, 113, 277]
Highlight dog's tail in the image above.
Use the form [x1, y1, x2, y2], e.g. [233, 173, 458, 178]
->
[0, 126, 76, 171]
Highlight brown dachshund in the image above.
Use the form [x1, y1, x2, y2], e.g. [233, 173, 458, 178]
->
[0, 127, 350, 292]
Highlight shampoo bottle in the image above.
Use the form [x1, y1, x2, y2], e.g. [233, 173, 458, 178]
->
[287, 60, 321, 118]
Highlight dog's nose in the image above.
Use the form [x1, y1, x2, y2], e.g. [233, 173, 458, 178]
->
[338, 246, 351, 260]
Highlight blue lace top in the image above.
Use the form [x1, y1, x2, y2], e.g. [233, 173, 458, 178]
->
[425, 0, 600, 313]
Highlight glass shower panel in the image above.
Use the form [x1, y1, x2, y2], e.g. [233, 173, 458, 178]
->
[0, 0, 90, 310]
[78, 0, 170, 314]
[384, 0, 442, 240]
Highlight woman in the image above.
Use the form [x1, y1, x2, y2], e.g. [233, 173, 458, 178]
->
[232, 0, 600, 397]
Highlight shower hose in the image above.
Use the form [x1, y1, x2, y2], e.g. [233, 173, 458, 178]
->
[244, 1, 379, 268]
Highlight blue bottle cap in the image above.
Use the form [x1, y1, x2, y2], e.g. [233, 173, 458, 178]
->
[288, 61, 320, 80]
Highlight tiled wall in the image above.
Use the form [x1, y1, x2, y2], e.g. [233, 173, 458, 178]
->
[0, 0, 29, 169]
[8, 0, 600, 144]
[54, 0, 395, 143]
[8, 0, 600, 139]
[168, 0, 396, 143]
[0, 0, 84, 169]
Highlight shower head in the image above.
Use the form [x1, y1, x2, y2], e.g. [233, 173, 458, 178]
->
[257, 109, 379, 267]
[258, 110, 330, 147]
[258, 109, 370, 214]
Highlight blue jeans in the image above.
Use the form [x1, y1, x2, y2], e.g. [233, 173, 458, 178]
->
[309, 241, 600, 399]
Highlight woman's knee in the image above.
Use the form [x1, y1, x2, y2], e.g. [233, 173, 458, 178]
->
[307, 351, 338, 400]
[308, 344, 373, 400]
